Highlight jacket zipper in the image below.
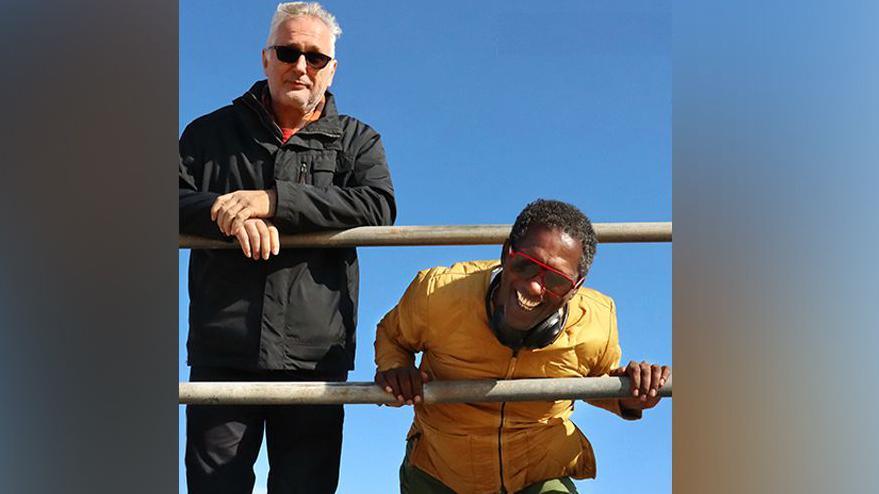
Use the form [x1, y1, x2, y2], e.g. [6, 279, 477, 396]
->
[240, 94, 285, 144]
[297, 162, 308, 183]
[298, 129, 341, 139]
[498, 349, 520, 493]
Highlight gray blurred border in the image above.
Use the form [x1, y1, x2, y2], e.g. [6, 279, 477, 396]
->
[0, 1, 177, 492]
[675, 1, 879, 493]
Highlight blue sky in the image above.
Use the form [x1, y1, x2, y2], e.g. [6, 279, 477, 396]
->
[179, 1, 670, 492]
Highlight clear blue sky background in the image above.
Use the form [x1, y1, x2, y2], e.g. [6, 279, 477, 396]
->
[179, 1, 670, 493]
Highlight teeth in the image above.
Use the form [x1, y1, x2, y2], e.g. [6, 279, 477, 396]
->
[516, 290, 541, 310]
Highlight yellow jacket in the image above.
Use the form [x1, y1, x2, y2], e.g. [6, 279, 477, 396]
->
[375, 260, 635, 494]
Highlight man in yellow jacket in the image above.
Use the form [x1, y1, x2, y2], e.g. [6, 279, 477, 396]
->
[374, 199, 670, 494]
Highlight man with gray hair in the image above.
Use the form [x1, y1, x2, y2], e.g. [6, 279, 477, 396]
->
[179, 2, 395, 493]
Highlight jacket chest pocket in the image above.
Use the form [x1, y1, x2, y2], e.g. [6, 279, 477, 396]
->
[273, 150, 340, 187]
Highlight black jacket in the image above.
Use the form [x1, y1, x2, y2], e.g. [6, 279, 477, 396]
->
[179, 81, 396, 371]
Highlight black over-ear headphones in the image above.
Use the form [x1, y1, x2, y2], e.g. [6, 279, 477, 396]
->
[485, 268, 568, 350]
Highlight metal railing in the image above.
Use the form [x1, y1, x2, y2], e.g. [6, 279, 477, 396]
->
[179, 376, 672, 405]
[179, 221, 672, 405]
[179, 222, 671, 249]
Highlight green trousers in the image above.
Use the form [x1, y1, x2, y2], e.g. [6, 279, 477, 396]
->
[399, 439, 578, 494]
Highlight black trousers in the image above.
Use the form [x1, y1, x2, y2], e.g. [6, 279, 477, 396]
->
[185, 366, 347, 494]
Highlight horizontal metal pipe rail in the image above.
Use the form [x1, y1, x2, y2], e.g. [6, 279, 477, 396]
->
[179, 222, 671, 249]
[179, 376, 672, 405]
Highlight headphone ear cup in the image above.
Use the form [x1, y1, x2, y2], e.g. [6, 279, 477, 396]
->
[520, 309, 566, 349]
[485, 271, 510, 343]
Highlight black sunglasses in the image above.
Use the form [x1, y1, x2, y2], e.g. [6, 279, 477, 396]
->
[267, 45, 333, 69]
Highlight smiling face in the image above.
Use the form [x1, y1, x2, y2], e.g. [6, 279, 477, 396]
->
[262, 15, 338, 116]
[493, 225, 584, 332]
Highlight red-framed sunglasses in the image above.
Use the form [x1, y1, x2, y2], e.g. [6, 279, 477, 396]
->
[506, 247, 583, 297]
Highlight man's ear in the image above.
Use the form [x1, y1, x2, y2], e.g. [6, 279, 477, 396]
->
[325, 59, 338, 87]
[262, 48, 269, 74]
[563, 277, 585, 303]
[500, 240, 511, 264]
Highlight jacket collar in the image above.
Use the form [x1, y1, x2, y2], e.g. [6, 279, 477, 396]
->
[236, 80, 343, 141]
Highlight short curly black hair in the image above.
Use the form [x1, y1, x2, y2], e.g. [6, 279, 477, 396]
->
[508, 199, 597, 277]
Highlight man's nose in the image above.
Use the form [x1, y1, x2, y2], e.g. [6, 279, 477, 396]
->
[522, 275, 545, 296]
[292, 53, 308, 73]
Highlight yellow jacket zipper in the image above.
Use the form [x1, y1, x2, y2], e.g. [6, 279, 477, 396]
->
[497, 349, 520, 493]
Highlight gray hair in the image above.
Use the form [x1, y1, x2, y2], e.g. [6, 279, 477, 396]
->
[266, 2, 342, 49]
